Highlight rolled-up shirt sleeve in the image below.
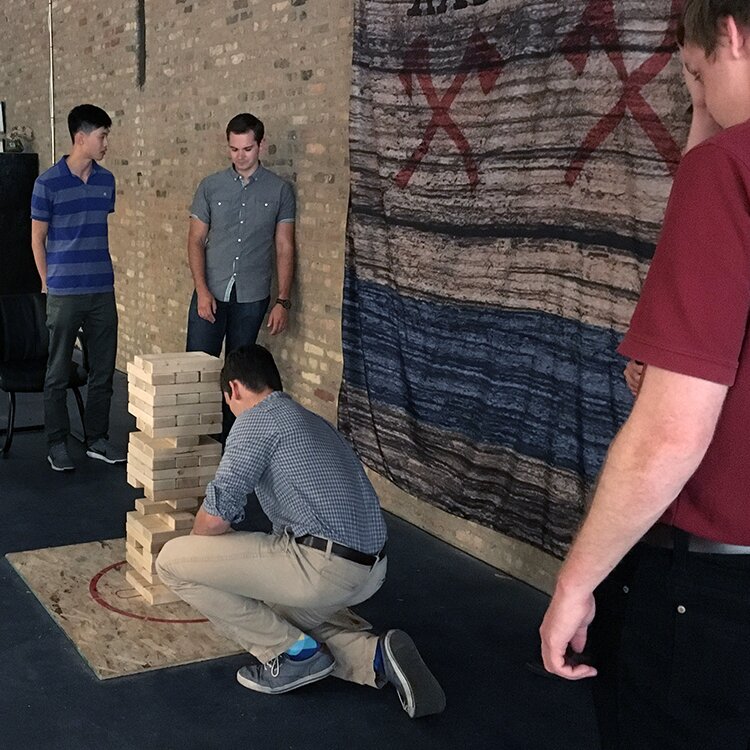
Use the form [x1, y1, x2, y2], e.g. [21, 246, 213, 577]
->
[277, 180, 296, 223]
[189, 178, 211, 225]
[201, 411, 280, 522]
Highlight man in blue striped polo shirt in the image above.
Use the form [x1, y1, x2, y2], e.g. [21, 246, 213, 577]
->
[31, 104, 125, 471]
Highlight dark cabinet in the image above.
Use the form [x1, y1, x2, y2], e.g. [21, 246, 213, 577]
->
[0, 153, 40, 294]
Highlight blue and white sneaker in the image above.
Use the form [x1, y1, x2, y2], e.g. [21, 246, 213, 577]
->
[236, 647, 335, 695]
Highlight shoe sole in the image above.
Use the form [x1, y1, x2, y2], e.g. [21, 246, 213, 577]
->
[384, 630, 446, 718]
[86, 450, 126, 465]
[47, 455, 74, 472]
[236, 661, 335, 695]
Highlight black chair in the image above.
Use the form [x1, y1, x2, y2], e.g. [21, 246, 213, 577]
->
[0, 293, 88, 454]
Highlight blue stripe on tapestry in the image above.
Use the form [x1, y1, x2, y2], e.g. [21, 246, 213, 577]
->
[342, 269, 632, 482]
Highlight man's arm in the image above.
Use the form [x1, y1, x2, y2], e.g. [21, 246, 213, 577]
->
[192, 505, 232, 536]
[187, 217, 216, 323]
[540, 365, 728, 679]
[266, 221, 295, 335]
[31, 219, 49, 293]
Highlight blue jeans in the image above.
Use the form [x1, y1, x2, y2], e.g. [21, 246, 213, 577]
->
[186, 288, 269, 440]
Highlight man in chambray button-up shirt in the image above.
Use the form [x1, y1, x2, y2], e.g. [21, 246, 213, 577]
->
[156, 345, 445, 718]
[186, 112, 296, 439]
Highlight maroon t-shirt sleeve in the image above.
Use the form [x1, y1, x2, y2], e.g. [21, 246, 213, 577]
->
[619, 143, 750, 386]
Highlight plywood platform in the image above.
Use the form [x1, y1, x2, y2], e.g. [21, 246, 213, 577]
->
[5, 539, 242, 679]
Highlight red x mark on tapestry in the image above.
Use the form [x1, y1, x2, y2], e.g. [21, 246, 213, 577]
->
[396, 30, 502, 189]
[562, 0, 682, 186]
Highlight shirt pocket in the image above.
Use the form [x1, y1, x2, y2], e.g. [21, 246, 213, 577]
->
[210, 195, 237, 226]
[251, 196, 281, 237]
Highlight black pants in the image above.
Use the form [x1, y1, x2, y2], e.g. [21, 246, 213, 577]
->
[44, 292, 118, 447]
[589, 532, 750, 750]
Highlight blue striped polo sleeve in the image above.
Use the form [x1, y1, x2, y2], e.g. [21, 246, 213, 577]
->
[31, 178, 52, 222]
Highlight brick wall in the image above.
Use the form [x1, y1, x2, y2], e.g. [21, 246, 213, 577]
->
[0, 0, 557, 587]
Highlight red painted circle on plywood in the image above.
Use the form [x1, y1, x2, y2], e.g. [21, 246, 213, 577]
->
[88, 560, 208, 624]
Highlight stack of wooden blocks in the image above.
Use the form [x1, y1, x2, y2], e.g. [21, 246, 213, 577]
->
[125, 352, 224, 605]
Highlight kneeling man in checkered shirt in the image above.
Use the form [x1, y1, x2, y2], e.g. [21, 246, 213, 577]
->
[157, 344, 445, 718]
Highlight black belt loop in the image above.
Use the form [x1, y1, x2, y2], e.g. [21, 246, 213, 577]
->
[671, 527, 690, 573]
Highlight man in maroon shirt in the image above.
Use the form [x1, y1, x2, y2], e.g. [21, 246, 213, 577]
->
[540, 3, 750, 748]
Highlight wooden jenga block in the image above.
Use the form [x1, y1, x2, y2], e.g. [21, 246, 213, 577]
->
[136, 419, 221, 439]
[175, 476, 201, 489]
[133, 352, 223, 375]
[174, 371, 200, 384]
[129, 379, 219, 397]
[175, 455, 200, 468]
[125, 554, 160, 586]
[128, 455, 217, 482]
[128, 445, 177, 471]
[126, 511, 187, 548]
[176, 393, 201, 404]
[126, 361, 177, 386]
[158, 512, 194, 530]
[199, 391, 223, 403]
[129, 405, 177, 430]
[126, 541, 159, 576]
[128, 386, 179, 408]
[176, 414, 200, 426]
[200, 370, 221, 382]
[166, 435, 202, 449]
[143, 485, 208, 501]
[125, 567, 182, 605]
[135, 497, 201, 514]
[131, 395, 218, 418]
[130, 431, 217, 459]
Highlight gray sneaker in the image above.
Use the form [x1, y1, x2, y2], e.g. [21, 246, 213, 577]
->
[48, 442, 75, 472]
[86, 438, 126, 465]
[236, 648, 335, 695]
[381, 630, 446, 718]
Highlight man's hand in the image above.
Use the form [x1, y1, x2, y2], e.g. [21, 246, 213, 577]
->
[192, 506, 231, 535]
[540, 585, 598, 680]
[623, 360, 644, 397]
[196, 289, 217, 323]
[266, 304, 288, 335]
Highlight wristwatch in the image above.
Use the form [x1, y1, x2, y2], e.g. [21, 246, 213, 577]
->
[275, 298, 292, 310]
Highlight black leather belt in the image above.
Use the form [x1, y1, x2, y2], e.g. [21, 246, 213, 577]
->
[641, 523, 750, 555]
[296, 535, 385, 566]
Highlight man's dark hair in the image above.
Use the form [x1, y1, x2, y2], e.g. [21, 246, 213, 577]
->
[67, 104, 112, 142]
[221, 345, 283, 396]
[680, 1, 750, 53]
[226, 112, 264, 143]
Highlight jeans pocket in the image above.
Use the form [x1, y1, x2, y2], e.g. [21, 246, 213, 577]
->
[668, 585, 750, 720]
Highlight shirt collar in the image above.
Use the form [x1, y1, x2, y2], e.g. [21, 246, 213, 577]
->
[227, 163, 266, 183]
[58, 156, 101, 179]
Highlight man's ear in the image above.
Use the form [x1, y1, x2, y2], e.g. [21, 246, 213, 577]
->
[229, 379, 244, 401]
[724, 15, 750, 59]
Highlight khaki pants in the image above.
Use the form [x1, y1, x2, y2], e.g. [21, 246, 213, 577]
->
[156, 531, 387, 687]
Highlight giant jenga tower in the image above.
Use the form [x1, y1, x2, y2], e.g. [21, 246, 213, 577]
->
[125, 352, 224, 605]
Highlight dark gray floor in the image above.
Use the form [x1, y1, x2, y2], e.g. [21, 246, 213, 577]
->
[0, 373, 599, 750]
